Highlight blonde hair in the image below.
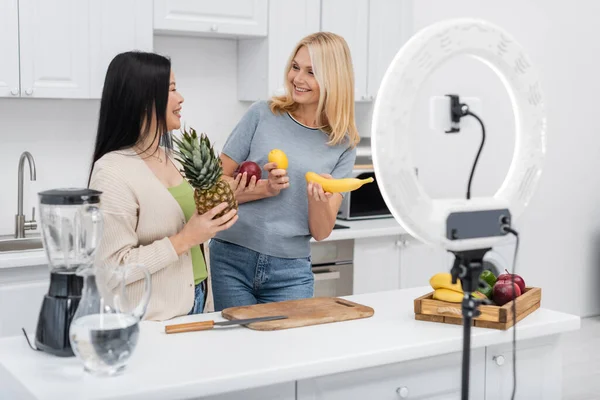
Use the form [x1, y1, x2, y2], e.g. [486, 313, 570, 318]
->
[269, 32, 360, 147]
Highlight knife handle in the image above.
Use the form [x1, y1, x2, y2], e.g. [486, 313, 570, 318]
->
[165, 320, 215, 334]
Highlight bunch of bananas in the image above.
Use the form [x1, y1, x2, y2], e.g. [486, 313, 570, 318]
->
[429, 273, 485, 303]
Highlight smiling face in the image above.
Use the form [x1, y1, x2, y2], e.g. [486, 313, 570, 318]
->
[287, 46, 320, 106]
[166, 70, 184, 131]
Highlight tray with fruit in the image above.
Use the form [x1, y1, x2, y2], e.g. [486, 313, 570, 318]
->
[414, 270, 541, 330]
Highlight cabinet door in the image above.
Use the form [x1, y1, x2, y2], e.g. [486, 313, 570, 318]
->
[18, 0, 90, 98]
[399, 237, 449, 289]
[321, 0, 369, 101]
[298, 349, 485, 399]
[154, 0, 268, 38]
[89, 0, 153, 98]
[267, 0, 321, 97]
[486, 336, 563, 400]
[0, 0, 20, 97]
[203, 382, 295, 400]
[367, 0, 413, 99]
[353, 236, 401, 294]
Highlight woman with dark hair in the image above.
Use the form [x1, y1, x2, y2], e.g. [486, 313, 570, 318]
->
[89, 51, 238, 321]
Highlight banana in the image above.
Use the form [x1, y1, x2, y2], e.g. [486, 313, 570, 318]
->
[305, 171, 374, 193]
[432, 288, 463, 303]
[429, 272, 463, 293]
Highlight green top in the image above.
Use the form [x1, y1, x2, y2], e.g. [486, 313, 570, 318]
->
[167, 179, 208, 285]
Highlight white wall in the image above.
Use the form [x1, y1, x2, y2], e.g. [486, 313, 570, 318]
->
[392, 0, 600, 317]
[0, 35, 248, 237]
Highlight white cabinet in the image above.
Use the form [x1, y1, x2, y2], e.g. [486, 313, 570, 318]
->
[18, 0, 90, 98]
[321, 0, 413, 101]
[154, 0, 268, 38]
[353, 236, 402, 294]
[399, 237, 450, 289]
[238, 0, 320, 101]
[321, 0, 370, 101]
[203, 382, 295, 400]
[367, 0, 414, 100]
[89, 0, 153, 98]
[297, 348, 486, 399]
[0, 0, 20, 97]
[485, 336, 563, 400]
[353, 234, 447, 294]
[0, 264, 49, 338]
[238, 0, 413, 102]
[1, 0, 152, 99]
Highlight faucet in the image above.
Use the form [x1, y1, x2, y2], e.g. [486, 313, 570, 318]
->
[15, 151, 37, 238]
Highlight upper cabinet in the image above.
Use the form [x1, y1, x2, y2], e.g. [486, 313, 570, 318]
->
[237, 0, 320, 101]
[321, 0, 370, 101]
[154, 0, 268, 38]
[18, 0, 91, 98]
[238, 0, 413, 102]
[89, 0, 153, 98]
[321, 0, 413, 102]
[0, 0, 153, 100]
[0, 0, 20, 97]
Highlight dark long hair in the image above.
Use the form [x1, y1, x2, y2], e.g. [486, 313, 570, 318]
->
[88, 51, 171, 184]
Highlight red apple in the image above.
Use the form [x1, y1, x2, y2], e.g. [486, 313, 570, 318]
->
[235, 161, 262, 187]
[497, 269, 526, 293]
[493, 280, 522, 306]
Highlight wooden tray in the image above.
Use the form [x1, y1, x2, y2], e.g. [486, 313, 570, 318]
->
[414, 287, 541, 330]
[222, 297, 374, 331]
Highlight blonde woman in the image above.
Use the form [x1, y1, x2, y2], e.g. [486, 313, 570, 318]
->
[209, 32, 359, 310]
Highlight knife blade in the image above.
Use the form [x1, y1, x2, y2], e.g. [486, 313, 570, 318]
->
[164, 315, 288, 334]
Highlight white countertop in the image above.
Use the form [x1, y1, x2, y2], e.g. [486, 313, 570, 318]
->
[0, 218, 406, 269]
[0, 287, 580, 400]
[316, 217, 406, 242]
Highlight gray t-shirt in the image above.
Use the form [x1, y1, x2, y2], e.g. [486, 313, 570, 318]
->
[215, 100, 357, 259]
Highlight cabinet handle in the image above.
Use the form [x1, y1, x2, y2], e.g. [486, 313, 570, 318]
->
[10, 88, 19, 96]
[493, 355, 505, 366]
[396, 386, 409, 398]
[210, 24, 218, 32]
[25, 88, 33, 96]
[395, 239, 407, 248]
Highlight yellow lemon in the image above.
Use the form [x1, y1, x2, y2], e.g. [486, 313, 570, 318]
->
[268, 149, 288, 169]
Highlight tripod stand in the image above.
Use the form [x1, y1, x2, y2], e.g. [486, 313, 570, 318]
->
[450, 248, 493, 400]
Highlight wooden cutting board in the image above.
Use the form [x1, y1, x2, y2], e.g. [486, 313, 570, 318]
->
[221, 297, 374, 331]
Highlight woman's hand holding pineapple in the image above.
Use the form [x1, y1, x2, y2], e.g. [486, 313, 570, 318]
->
[169, 203, 238, 255]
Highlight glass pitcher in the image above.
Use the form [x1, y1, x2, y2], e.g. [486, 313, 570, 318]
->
[69, 263, 151, 376]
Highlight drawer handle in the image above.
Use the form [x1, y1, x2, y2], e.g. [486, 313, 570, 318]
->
[396, 386, 409, 398]
[313, 271, 340, 281]
[493, 355, 505, 366]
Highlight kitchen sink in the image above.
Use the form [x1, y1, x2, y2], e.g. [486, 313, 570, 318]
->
[0, 235, 44, 253]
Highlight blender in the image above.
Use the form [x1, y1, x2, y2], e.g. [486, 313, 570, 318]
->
[33, 188, 103, 357]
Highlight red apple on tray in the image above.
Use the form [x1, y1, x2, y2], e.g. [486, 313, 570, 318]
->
[492, 269, 526, 306]
[493, 281, 521, 306]
[234, 161, 262, 187]
[497, 269, 526, 293]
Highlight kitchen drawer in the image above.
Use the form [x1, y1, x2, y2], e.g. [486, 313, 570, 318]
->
[297, 349, 485, 399]
[201, 382, 295, 400]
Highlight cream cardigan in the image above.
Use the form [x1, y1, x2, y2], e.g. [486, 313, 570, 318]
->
[89, 148, 214, 321]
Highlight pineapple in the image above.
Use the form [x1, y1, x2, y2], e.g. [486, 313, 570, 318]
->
[172, 127, 238, 219]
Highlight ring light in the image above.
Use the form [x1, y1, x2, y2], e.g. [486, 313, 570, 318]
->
[372, 18, 546, 252]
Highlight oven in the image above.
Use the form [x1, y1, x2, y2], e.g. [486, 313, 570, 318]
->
[311, 239, 353, 298]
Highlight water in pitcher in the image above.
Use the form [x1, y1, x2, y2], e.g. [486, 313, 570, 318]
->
[69, 313, 140, 376]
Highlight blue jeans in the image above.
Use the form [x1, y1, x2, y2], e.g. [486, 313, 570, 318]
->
[209, 239, 314, 311]
[188, 280, 206, 315]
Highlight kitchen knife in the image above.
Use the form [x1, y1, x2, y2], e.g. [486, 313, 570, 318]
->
[164, 315, 288, 334]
